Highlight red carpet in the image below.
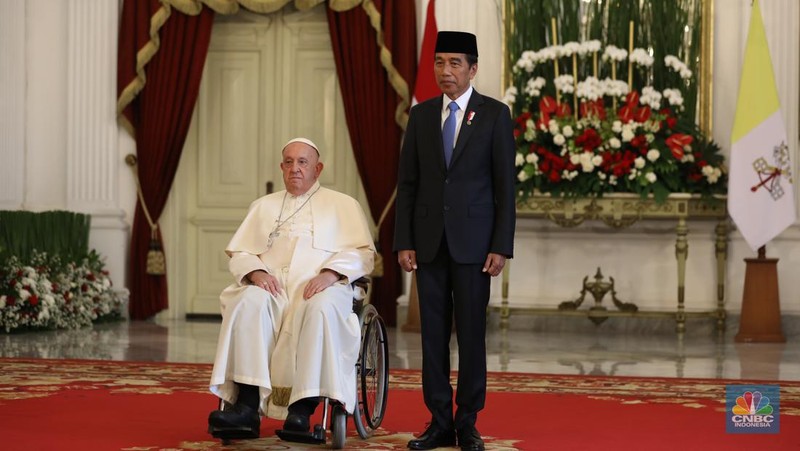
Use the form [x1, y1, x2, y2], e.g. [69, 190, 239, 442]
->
[0, 358, 798, 450]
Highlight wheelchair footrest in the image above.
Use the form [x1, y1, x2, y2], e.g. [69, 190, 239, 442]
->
[208, 424, 259, 440]
[276, 424, 326, 444]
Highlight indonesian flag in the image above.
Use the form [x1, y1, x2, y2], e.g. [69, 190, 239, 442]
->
[413, 0, 439, 105]
[728, 0, 796, 251]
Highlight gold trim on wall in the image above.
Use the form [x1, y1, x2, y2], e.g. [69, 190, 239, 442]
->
[698, 0, 715, 137]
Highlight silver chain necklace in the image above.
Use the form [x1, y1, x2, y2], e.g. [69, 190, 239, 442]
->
[267, 186, 320, 248]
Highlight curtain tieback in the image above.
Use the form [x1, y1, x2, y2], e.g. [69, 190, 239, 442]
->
[125, 154, 166, 276]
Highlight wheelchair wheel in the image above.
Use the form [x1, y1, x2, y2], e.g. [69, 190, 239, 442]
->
[353, 304, 389, 439]
[330, 403, 347, 449]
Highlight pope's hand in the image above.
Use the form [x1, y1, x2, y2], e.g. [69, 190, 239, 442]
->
[247, 270, 282, 296]
[303, 269, 340, 300]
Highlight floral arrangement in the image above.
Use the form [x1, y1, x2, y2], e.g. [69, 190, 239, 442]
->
[504, 39, 727, 204]
[0, 250, 124, 333]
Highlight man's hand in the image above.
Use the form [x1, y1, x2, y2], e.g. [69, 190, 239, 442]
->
[398, 250, 417, 272]
[247, 270, 282, 296]
[303, 269, 341, 300]
[482, 253, 506, 277]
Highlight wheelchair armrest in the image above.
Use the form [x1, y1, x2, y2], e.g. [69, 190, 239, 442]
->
[351, 276, 371, 312]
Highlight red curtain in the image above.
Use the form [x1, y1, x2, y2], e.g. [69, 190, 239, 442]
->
[118, 0, 215, 319]
[327, 2, 417, 326]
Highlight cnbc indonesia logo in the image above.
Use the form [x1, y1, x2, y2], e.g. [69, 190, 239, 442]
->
[730, 390, 777, 432]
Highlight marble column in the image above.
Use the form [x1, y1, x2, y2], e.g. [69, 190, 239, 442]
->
[0, 1, 26, 210]
[66, 0, 129, 294]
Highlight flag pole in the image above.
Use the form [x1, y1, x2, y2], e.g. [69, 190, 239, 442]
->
[735, 244, 786, 343]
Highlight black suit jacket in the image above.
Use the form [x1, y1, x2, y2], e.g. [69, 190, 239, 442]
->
[394, 89, 516, 264]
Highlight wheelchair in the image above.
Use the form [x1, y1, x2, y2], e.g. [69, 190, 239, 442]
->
[212, 277, 389, 449]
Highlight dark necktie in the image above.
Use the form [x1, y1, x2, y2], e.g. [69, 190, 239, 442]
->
[442, 101, 459, 167]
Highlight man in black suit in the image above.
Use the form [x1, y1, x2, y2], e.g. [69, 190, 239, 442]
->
[394, 31, 516, 451]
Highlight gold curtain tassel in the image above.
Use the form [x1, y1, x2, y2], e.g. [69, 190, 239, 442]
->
[146, 228, 166, 276]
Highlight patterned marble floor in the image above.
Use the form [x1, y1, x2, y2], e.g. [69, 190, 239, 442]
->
[1, 315, 798, 381]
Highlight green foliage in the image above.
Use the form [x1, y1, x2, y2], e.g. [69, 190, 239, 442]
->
[0, 211, 91, 264]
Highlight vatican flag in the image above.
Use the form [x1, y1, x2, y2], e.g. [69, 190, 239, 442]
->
[728, 0, 796, 251]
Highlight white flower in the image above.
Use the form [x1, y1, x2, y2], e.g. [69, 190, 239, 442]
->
[562, 125, 574, 137]
[609, 137, 621, 149]
[621, 128, 635, 142]
[634, 157, 646, 169]
[647, 149, 660, 162]
[580, 40, 602, 54]
[562, 42, 582, 56]
[591, 155, 603, 167]
[554, 75, 575, 94]
[18, 289, 31, 301]
[662, 88, 684, 107]
[524, 127, 536, 141]
[517, 170, 530, 182]
[640, 86, 662, 110]
[629, 48, 654, 67]
[524, 77, 546, 97]
[664, 55, 692, 80]
[703, 165, 722, 184]
[645, 172, 657, 183]
[515, 153, 525, 167]
[602, 45, 628, 62]
[602, 78, 629, 98]
[548, 120, 560, 135]
[579, 152, 596, 172]
[562, 169, 579, 180]
[525, 153, 539, 164]
[0, 295, 5, 309]
[609, 175, 618, 185]
[553, 134, 566, 146]
[570, 154, 581, 165]
[502, 86, 518, 105]
[612, 121, 623, 133]
[576, 76, 603, 101]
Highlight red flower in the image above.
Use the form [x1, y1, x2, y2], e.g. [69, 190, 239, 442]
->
[7, 296, 15, 306]
[666, 133, 693, 160]
[634, 105, 651, 123]
[580, 99, 606, 120]
[630, 135, 649, 152]
[575, 128, 602, 151]
[548, 170, 561, 183]
[81, 284, 88, 293]
[29, 295, 38, 306]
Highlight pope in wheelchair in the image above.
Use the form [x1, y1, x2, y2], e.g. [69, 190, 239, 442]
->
[207, 137, 377, 444]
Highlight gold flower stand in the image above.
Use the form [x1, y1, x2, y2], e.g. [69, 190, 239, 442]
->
[500, 193, 728, 334]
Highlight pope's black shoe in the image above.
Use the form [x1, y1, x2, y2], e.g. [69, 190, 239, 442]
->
[407, 423, 456, 450]
[282, 412, 311, 432]
[208, 403, 260, 438]
[457, 425, 485, 451]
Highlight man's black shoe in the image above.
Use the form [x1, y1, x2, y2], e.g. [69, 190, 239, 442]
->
[282, 412, 311, 432]
[407, 423, 456, 450]
[457, 425, 485, 451]
[208, 403, 260, 438]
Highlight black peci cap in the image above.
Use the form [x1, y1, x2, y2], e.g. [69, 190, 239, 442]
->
[434, 31, 478, 56]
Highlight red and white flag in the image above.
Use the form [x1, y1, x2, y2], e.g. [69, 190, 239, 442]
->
[413, 0, 440, 105]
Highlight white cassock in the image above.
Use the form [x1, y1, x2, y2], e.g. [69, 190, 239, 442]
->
[209, 181, 375, 419]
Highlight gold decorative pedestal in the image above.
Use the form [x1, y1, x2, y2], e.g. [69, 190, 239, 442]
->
[498, 193, 729, 334]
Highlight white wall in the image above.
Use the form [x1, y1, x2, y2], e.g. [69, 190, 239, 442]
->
[2, 0, 798, 319]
